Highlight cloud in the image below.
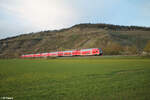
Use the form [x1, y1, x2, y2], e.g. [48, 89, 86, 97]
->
[0, 0, 150, 39]
[0, 0, 123, 32]
[0, 0, 126, 39]
[0, 0, 79, 30]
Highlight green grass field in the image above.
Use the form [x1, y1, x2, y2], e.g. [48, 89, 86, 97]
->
[0, 56, 150, 100]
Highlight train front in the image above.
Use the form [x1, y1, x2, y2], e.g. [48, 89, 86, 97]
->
[99, 48, 103, 55]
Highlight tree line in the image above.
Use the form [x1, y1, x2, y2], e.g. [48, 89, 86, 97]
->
[103, 40, 150, 55]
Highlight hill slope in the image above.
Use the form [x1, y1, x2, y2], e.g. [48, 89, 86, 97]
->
[0, 23, 150, 58]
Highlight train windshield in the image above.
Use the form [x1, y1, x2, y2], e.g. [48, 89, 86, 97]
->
[99, 48, 103, 53]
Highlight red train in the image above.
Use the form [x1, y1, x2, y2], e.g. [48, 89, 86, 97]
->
[21, 48, 103, 58]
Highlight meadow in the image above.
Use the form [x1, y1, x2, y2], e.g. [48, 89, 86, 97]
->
[0, 56, 150, 100]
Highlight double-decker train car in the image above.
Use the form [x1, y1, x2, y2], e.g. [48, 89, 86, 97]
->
[21, 48, 103, 58]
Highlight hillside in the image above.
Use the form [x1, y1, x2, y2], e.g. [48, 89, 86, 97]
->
[0, 23, 150, 58]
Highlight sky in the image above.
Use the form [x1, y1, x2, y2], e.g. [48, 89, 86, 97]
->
[0, 0, 150, 39]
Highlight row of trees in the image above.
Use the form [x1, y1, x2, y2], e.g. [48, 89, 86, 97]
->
[73, 23, 150, 31]
[143, 40, 150, 55]
[103, 44, 137, 55]
[103, 40, 150, 55]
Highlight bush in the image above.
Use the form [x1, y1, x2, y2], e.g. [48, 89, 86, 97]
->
[144, 40, 150, 53]
[103, 43, 123, 55]
[46, 56, 57, 59]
